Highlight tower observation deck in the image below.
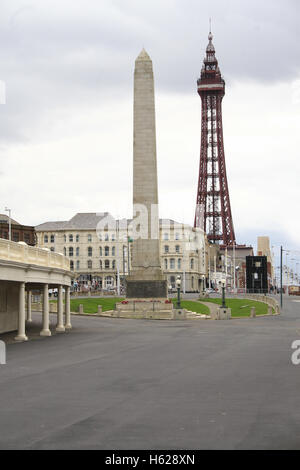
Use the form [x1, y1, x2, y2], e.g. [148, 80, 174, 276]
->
[194, 30, 236, 247]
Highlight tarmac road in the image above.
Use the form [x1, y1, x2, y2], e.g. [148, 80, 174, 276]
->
[0, 295, 300, 450]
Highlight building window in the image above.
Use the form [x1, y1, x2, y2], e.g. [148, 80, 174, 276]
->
[70, 260, 74, 271]
[69, 247, 73, 257]
[88, 234, 92, 242]
[175, 245, 180, 253]
[44, 235, 48, 243]
[76, 247, 80, 256]
[105, 233, 109, 241]
[164, 245, 169, 254]
[164, 259, 168, 269]
[76, 260, 80, 270]
[111, 233, 115, 241]
[64, 247, 66, 256]
[175, 233, 180, 241]
[190, 258, 194, 270]
[69, 234, 73, 242]
[105, 260, 110, 269]
[64, 234, 67, 243]
[88, 247, 93, 257]
[88, 260, 92, 269]
[105, 246, 109, 256]
[178, 258, 181, 269]
[105, 276, 114, 288]
[24, 233, 30, 244]
[191, 276, 194, 289]
[164, 233, 169, 241]
[100, 260, 102, 269]
[50, 235, 55, 243]
[112, 246, 115, 256]
[170, 258, 175, 269]
[170, 276, 176, 289]
[76, 234, 80, 242]
[112, 260, 116, 269]
[13, 232, 20, 242]
[99, 247, 102, 256]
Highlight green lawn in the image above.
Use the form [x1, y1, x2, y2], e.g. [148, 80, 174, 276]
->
[200, 298, 273, 317]
[57, 296, 272, 317]
[70, 297, 124, 313]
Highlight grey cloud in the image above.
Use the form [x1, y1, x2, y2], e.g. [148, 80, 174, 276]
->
[0, 0, 298, 144]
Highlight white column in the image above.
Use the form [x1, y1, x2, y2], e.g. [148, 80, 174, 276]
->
[65, 286, 72, 330]
[27, 290, 32, 323]
[40, 284, 51, 336]
[56, 285, 65, 332]
[15, 282, 28, 342]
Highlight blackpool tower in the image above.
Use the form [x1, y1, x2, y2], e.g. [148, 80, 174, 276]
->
[194, 29, 236, 247]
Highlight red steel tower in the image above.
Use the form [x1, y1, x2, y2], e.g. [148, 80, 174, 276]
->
[194, 30, 236, 246]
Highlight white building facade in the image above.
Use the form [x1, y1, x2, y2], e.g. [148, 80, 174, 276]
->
[36, 213, 208, 293]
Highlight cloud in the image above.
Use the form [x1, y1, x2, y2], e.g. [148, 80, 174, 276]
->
[0, 0, 299, 255]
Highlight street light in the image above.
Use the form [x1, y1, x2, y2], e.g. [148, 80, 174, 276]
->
[221, 279, 227, 309]
[4, 207, 11, 241]
[176, 275, 181, 309]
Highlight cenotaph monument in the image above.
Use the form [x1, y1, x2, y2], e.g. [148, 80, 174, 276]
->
[114, 49, 180, 319]
[126, 48, 167, 299]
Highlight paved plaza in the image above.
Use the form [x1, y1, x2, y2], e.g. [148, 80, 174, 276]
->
[0, 296, 300, 450]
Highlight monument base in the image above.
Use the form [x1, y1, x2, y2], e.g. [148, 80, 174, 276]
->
[126, 279, 167, 299]
[115, 299, 174, 320]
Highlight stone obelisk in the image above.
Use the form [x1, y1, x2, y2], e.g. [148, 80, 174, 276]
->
[126, 49, 167, 298]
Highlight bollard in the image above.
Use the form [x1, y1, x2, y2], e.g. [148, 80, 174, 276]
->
[97, 305, 102, 314]
[250, 307, 256, 318]
[79, 304, 84, 314]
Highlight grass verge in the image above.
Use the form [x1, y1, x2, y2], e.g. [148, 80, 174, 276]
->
[70, 297, 124, 313]
[200, 298, 273, 317]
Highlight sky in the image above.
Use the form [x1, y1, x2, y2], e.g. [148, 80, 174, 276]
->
[0, 0, 299, 266]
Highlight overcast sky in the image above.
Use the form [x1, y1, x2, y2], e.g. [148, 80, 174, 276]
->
[0, 0, 299, 266]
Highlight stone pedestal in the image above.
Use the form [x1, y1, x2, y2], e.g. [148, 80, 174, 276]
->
[211, 307, 231, 320]
[115, 299, 174, 320]
[173, 308, 187, 320]
[126, 279, 167, 299]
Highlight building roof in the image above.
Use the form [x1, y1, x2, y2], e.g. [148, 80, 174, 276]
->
[35, 220, 68, 231]
[36, 213, 194, 232]
[0, 214, 21, 225]
[36, 213, 115, 231]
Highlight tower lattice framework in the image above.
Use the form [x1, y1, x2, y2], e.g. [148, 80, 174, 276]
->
[194, 31, 236, 246]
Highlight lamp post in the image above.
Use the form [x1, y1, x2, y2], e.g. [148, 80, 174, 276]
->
[176, 275, 181, 309]
[4, 207, 11, 241]
[202, 275, 205, 295]
[221, 279, 227, 309]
